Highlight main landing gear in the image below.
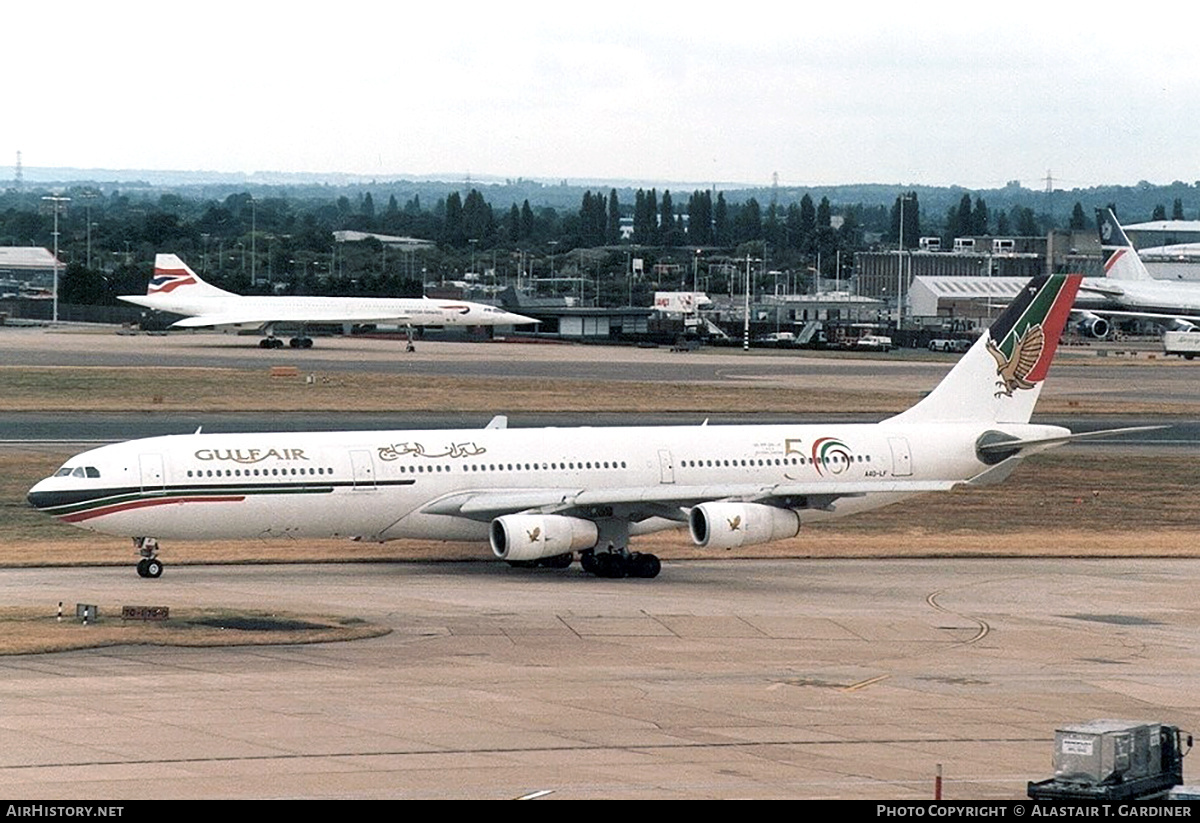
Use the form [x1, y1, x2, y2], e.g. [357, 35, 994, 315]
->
[258, 336, 313, 349]
[580, 549, 661, 579]
[505, 549, 662, 578]
[134, 537, 163, 578]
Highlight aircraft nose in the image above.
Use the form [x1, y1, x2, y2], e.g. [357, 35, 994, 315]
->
[27, 481, 53, 511]
[26, 478, 65, 511]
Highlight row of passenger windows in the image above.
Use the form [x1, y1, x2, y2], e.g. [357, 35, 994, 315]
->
[458, 461, 629, 472]
[186, 467, 334, 479]
[182, 455, 871, 480]
[682, 454, 870, 468]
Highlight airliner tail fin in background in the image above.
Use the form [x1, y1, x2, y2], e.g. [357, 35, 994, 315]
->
[147, 254, 234, 298]
[1097, 208, 1154, 282]
[888, 274, 1082, 426]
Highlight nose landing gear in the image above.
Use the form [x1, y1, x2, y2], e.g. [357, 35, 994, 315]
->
[134, 537, 164, 578]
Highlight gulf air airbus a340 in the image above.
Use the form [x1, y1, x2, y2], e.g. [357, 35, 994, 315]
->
[30, 274, 1144, 579]
[118, 254, 536, 348]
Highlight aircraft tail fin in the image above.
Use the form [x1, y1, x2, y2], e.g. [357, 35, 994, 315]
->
[147, 254, 233, 297]
[887, 274, 1081, 425]
[1097, 208, 1153, 282]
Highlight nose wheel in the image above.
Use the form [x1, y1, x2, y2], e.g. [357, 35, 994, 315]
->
[134, 537, 164, 578]
[136, 558, 164, 578]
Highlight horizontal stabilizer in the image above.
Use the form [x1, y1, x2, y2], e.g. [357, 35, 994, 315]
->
[1078, 282, 1125, 297]
[976, 425, 1166, 455]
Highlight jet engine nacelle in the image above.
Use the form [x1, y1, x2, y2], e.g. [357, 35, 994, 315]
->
[489, 514, 599, 562]
[1075, 311, 1110, 339]
[688, 502, 801, 550]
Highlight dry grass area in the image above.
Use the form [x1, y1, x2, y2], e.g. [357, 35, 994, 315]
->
[0, 365, 886, 414]
[0, 606, 389, 655]
[2, 365, 1196, 416]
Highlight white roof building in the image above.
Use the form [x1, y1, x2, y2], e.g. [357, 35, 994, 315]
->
[331, 230, 435, 250]
[909, 276, 1029, 322]
[0, 247, 62, 284]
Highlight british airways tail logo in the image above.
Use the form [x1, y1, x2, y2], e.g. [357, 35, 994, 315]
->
[148, 269, 196, 294]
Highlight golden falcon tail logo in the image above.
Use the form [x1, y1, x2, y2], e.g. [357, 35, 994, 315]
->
[986, 323, 1044, 397]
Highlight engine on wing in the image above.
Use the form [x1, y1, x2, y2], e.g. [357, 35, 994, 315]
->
[1075, 312, 1110, 339]
[489, 514, 600, 562]
[688, 502, 801, 550]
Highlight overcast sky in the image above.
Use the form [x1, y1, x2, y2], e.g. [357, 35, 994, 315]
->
[8, 1, 1197, 189]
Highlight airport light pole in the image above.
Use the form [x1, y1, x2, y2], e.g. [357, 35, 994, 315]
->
[79, 190, 98, 271]
[250, 197, 257, 288]
[897, 194, 913, 329]
[743, 255, 760, 352]
[42, 195, 70, 324]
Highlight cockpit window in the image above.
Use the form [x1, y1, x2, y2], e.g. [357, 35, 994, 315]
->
[53, 466, 100, 478]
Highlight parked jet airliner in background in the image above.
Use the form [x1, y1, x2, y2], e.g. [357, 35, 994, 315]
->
[118, 254, 537, 348]
[30, 274, 1146, 579]
[1074, 209, 1200, 338]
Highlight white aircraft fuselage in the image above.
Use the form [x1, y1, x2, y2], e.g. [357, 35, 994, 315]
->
[27, 419, 1064, 543]
[119, 291, 531, 330]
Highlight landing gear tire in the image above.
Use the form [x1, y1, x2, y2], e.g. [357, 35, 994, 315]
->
[136, 558, 163, 578]
[260, 338, 285, 349]
[630, 553, 661, 579]
[134, 537, 163, 578]
[289, 337, 314, 348]
[580, 550, 597, 574]
[592, 552, 626, 578]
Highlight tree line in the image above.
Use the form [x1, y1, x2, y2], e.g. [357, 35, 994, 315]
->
[0, 179, 1192, 308]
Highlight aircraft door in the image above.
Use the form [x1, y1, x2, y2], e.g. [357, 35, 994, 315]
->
[350, 450, 377, 489]
[888, 437, 913, 477]
[658, 450, 675, 484]
[139, 453, 165, 495]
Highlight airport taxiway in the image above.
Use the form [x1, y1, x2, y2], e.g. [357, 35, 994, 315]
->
[4, 326, 1200, 406]
[0, 558, 1196, 800]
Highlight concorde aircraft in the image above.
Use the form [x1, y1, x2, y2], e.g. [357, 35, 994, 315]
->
[30, 273, 1142, 579]
[118, 254, 536, 348]
[1073, 209, 1200, 338]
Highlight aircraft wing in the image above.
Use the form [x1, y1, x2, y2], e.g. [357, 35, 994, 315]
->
[170, 308, 415, 329]
[1072, 308, 1200, 324]
[422, 479, 961, 522]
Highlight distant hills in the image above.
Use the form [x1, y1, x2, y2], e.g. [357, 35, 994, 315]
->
[12, 166, 1200, 224]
